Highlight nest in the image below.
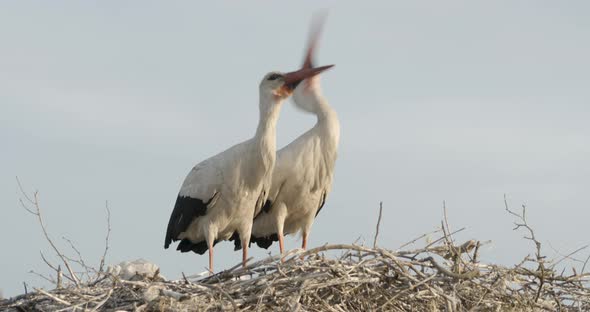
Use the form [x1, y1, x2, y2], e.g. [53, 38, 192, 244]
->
[3, 237, 590, 312]
[4, 187, 590, 311]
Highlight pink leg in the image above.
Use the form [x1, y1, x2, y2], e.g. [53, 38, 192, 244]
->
[302, 232, 308, 250]
[300, 233, 308, 260]
[279, 233, 285, 263]
[208, 244, 214, 275]
[242, 241, 248, 268]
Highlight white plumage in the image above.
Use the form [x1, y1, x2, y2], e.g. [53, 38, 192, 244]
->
[164, 66, 334, 273]
[251, 25, 340, 254]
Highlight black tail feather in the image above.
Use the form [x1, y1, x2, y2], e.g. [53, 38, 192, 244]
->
[250, 234, 279, 249]
[176, 238, 220, 255]
[229, 232, 242, 251]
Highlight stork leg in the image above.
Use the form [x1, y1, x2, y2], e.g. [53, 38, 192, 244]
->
[302, 232, 308, 250]
[300, 232, 308, 260]
[205, 231, 215, 275]
[278, 233, 285, 263]
[276, 215, 286, 263]
[208, 244, 214, 275]
[241, 240, 248, 268]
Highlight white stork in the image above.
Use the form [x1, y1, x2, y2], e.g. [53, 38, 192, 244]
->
[250, 21, 340, 255]
[164, 64, 334, 273]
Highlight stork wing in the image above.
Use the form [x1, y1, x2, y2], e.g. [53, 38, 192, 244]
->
[164, 159, 222, 249]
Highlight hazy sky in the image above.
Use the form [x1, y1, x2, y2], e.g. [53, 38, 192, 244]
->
[2, 1, 589, 297]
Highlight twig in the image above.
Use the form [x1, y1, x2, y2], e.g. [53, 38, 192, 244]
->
[504, 195, 542, 260]
[373, 202, 383, 248]
[549, 244, 588, 268]
[581, 253, 590, 275]
[91, 288, 113, 312]
[98, 201, 111, 274]
[181, 272, 191, 285]
[28, 269, 56, 285]
[35, 288, 71, 306]
[57, 266, 62, 288]
[207, 284, 237, 311]
[504, 194, 546, 303]
[472, 241, 481, 264]
[442, 201, 454, 246]
[62, 236, 93, 279]
[422, 257, 479, 280]
[39, 252, 74, 284]
[398, 228, 442, 250]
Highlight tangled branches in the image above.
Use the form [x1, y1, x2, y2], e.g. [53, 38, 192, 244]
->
[3, 184, 589, 311]
[3, 227, 590, 310]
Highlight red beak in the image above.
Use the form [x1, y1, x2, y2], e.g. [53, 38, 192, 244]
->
[282, 64, 334, 91]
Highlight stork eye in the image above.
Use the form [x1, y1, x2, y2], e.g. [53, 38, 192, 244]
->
[267, 74, 282, 81]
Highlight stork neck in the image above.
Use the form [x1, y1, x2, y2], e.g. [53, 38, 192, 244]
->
[312, 94, 336, 123]
[316, 101, 336, 122]
[311, 93, 340, 147]
[255, 95, 282, 140]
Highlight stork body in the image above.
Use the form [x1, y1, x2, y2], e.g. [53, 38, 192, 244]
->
[251, 77, 340, 253]
[164, 66, 333, 273]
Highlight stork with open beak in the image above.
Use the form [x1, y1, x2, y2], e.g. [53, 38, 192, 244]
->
[250, 19, 340, 256]
[164, 64, 334, 273]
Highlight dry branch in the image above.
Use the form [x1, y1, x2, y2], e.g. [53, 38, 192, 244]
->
[98, 201, 111, 275]
[373, 201, 383, 248]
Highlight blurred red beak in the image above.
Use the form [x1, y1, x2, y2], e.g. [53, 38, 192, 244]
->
[282, 64, 334, 92]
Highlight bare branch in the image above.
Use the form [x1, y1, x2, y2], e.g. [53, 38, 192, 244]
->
[35, 288, 71, 306]
[442, 200, 454, 246]
[581, 253, 590, 277]
[422, 256, 479, 280]
[19, 198, 38, 215]
[61, 236, 95, 280]
[504, 194, 546, 303]
[98, 201, 112, 274]
[28, 270, 56, 285]
[16, 176, 36, 206]
[398, 228, 443, 250]
[504, 195, 542, 259]
[39, 252, 58, 272]
[373, 202, 383, 248]
[549, 244, 588, 268]
[57, 266, 62, 289]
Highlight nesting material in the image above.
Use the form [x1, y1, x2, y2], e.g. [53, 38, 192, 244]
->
[2, 237, 589, 312]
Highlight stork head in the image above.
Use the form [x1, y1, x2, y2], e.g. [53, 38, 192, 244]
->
[259, 65, 333, 102]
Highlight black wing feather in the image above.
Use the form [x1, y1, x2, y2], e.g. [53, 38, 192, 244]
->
[164, 194, 213, 253]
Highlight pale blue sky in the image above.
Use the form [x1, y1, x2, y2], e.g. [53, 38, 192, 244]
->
[2, 1, 589, 297]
